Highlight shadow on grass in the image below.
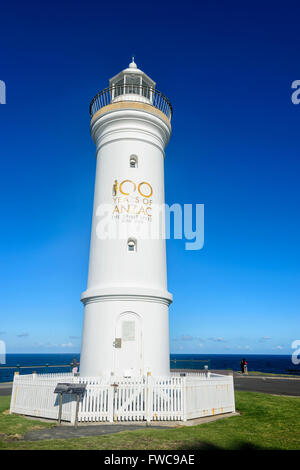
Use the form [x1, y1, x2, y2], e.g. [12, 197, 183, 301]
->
[176, 440, 268, 451]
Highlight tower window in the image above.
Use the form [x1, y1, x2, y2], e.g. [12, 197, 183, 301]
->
[125, 74, 141, 94]
[129, 155, 138, 168]
[127, 238, 137, 252]
[114, 77, 124, 97]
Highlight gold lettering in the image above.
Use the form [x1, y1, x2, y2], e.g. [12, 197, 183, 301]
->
[138, 182, 153, 198]
[120, 204, 130, 213]
[119, 180, 136, 195]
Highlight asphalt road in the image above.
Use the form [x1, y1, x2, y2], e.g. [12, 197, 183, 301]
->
[233, 375, 300, 396]
[0, 383, 12, 396]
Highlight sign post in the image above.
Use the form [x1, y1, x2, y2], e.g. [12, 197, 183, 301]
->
[54, 383, 86, 426]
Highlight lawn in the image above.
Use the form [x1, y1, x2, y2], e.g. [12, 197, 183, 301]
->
[0, 391, 300, 450]
[238, 371, 300, 378]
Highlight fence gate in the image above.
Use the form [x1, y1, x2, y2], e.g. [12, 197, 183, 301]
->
[112, 378, 146, 421]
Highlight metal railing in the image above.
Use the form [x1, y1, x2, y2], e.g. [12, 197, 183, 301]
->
[170, 359, 211, 370]
[89, 85, 173, 120]
[0, 361, 210, 384]
[1, 360, 210, 375]
[0, 363, 77, 372]
[0, 364, 79, 383]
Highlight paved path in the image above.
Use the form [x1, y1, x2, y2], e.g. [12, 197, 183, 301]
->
[24, 424, 170, 441]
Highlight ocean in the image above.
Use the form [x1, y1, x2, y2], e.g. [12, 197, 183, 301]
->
[0, 353, 299, 383]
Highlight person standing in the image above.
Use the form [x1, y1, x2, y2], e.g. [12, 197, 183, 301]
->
[240, 358, 247, 374]
[71, 357, 79, 375]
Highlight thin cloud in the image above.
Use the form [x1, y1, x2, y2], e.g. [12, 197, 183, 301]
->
[208, 337, 226, 343]
[259, 336, 271, 342]
[61, 342, 74, 348]
[172, 334, 204, 342]
[69, 336, 81, 339]
[33, 342, 58, 348]
[181, 335, 194, 341]
[17, 333, 29, 338]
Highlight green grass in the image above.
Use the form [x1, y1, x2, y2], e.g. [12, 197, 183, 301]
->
[1, 392, 300, 450]
[245, 371, 300, 378]
[221, 369, 299, 378]
[0, 396, 54, 445]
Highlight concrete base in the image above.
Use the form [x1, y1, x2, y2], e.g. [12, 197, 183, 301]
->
[22, 410, 240, 427]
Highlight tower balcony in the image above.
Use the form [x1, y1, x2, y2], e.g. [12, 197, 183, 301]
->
[89, 85, 173, 122]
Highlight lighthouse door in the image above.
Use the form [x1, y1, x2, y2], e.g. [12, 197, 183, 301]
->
[114, 312, 142, 377]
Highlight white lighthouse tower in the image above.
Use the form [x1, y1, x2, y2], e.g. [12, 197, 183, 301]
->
[79, 59, 173, 379]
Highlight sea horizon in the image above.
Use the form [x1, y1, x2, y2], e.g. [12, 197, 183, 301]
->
[3, 352, 294, 356]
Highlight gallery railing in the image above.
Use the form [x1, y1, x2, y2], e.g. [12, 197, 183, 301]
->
[89, 85, 173, 120]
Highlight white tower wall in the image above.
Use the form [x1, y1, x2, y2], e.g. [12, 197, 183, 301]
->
[80, 63, 172, 379]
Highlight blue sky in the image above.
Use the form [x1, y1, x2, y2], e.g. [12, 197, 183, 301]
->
[0, 0, 299, 355]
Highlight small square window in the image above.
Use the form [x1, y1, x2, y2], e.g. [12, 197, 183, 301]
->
[130, 155, 138, 168]
[127, 239, 137, 252]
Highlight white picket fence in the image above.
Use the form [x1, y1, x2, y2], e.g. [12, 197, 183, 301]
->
[185, 374, 236, 419]
[10, 373, 75, 421]
[10, 372, 235, 423]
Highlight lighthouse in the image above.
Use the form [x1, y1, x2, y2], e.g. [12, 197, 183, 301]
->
[79, 59, 173, 379]
[10, 60, 235, 423]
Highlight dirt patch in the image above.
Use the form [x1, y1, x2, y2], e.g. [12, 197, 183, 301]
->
[0, 433, 23, 441]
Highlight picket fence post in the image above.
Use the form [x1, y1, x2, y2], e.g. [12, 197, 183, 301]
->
[108, 385, 114, 422]
[70, 398, 77, 424]
[182, 377, 187, 421]
[9, 372, 19, 414]
[146, 372, 152, 422]
[70, 376, 79, 425]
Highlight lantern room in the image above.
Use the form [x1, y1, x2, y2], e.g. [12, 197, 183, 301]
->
[109, 58, 156, 104]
